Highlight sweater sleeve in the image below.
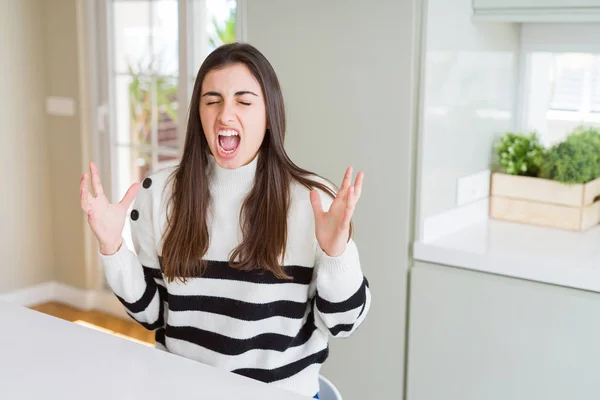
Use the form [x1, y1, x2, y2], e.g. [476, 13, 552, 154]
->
[98, 179, 167, 332]
[312, 239, 371, 338]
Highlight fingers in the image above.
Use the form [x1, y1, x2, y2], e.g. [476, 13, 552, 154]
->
[353, 171, 364, 201]
[341, 167, 353, 189]
[310, 189, 323, 219]
[90, 161, 105, 197]
[120, 183, 141, 209]
[339, 171, 364, 228]
[80, 172, 91, 213]
[341, 186, 355, 229]
[336, 167, 353, 200]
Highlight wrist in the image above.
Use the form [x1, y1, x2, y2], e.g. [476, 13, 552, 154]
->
[318, 239, 361, 278]
[321, 243, 346, 258]
[99, 239, 123, 256]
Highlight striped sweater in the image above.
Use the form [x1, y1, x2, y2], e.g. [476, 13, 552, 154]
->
[99, 155, 371, 397]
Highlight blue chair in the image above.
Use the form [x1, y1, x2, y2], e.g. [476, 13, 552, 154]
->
[318, 375, 342, 400]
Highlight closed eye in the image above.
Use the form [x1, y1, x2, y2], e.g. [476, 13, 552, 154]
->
[239, 101, 251, 106]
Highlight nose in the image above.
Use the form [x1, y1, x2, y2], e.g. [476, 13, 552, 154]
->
[217, 100, 236, 125]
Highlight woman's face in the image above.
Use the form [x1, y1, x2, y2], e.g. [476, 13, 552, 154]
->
[199, 63, 267, 169]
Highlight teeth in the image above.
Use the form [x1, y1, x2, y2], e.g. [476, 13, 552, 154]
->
[218, 130, 239, 137]
[218, 129, 239, 155]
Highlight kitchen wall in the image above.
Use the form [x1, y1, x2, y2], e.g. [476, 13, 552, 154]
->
[246, 1, 423, 399]
[520, 23, 600, 146]
[0, 0, 54, 292]
[416, 0, 520, 240]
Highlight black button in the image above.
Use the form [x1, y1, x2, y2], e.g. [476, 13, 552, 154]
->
[142, 178, 152, 189]
[130, 209, 139, 221]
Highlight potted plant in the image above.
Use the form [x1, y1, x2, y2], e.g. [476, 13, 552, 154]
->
[490, 127, 600, 231]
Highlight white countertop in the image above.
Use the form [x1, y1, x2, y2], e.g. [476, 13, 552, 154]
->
[413, 219, 600, 293]
[0, 301, 308, 400]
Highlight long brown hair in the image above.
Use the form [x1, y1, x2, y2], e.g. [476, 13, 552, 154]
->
[160, 43, 352, 282]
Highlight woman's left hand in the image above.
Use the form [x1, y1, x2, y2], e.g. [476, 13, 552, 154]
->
[310, 167, 364, 257]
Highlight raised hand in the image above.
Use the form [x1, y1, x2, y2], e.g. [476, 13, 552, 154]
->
[80, 162, 140, 255]
[310, 167, 364, 257]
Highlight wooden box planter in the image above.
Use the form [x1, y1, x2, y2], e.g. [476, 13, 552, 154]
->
[489, 173, 600, 231]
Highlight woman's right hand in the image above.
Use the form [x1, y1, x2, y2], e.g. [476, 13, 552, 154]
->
[80, 161, 141, 255]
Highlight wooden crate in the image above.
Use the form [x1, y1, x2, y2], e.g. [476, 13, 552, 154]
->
[489, 172, 600, 231]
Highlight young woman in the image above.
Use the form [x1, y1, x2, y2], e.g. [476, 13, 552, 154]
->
[80, 42, 371, 399]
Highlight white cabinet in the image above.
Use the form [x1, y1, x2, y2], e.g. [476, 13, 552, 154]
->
[473, 0, 600, 22]
[406, 261, 600, 400]
[475, 0, 600, 8]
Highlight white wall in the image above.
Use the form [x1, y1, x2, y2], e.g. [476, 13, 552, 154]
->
[0, 0, 55, 292]
[417, 0, 520, 239]
[246, 1, 422, 399]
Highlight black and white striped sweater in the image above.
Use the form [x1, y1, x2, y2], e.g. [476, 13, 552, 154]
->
[99, 155, 371, 397]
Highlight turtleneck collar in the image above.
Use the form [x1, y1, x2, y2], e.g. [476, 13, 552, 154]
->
[207, 152, 259, 192]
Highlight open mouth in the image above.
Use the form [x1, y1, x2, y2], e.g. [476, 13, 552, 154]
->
[217, 130, 241, 156]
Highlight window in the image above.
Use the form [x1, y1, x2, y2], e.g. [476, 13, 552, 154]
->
[519, 24, 600, 146]
[107, 0, 237, 187]
[94, 0, 238, 263]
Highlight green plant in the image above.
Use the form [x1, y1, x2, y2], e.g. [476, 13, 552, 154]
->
[127, 59, 178, 177]
[495, 132, 545, 177]
[209, 7, 236, 48]
[540, 127, 600, 184]
[128, 60, 178, 146]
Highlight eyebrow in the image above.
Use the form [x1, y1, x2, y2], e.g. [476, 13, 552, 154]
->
[201, 91, 259, 97]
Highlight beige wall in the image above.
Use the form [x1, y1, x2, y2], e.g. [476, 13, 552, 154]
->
[42, 0, 88, 290]
[0, 0, 55, 292]
[0, 0, 88, 293]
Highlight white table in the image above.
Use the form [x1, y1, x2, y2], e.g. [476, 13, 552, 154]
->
[0, 301, 308, 400]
